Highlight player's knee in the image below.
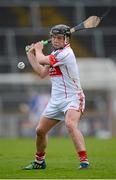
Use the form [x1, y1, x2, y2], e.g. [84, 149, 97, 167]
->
[36, 126, 46, 137]
[65, 120, 75, 132]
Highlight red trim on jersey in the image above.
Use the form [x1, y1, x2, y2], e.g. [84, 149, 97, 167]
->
[49, 54, 58, 66]
[61, 75, 67, 98]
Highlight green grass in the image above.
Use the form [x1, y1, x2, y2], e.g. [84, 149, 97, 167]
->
[0, 137, 116, 179]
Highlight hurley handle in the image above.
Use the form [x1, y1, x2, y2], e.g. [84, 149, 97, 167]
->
[25, 39, 51, 52]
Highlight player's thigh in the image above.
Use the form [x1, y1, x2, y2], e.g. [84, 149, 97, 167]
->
[65, 109, 82, 126]
[37, 116, 60, 133]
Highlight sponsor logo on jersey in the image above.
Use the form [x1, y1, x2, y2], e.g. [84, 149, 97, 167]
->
[49, 66, 62, 76]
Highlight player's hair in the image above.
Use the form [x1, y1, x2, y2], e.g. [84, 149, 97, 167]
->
[50, 24, 71, 38]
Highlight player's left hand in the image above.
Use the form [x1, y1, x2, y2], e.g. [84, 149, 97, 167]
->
[25, 43, 35, 54]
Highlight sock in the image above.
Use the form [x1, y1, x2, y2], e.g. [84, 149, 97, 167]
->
[35, 152, 45, 164]
[78, 151, 88, 163]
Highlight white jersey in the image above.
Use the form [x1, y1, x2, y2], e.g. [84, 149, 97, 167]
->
[49, 44, 83, 100]
[42, 44, 85, 121]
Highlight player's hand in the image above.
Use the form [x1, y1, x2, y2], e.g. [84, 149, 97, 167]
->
[25, 43, 35, 54]
[34, 41, 44, 51]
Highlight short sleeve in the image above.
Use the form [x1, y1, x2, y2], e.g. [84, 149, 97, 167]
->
[49, 54, 58, 66]
[51, 48, 71, 67]
[58, 48, 70, 60]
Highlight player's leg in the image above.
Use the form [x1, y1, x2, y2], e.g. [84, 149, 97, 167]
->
[23, 116, 59, 170]
[65, 109, 89, 169]
[35, 116, 59, 160]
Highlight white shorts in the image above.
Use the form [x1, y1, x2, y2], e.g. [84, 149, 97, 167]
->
[42, 92, 85, 121]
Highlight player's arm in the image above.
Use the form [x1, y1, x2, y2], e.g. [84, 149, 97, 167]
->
[26, 45, 49, 78]
[34, 42, 51, 65]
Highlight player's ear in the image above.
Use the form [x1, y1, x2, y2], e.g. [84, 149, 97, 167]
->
[64, 37, 70, 44]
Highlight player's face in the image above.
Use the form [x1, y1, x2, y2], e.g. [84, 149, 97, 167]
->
[51, 34, 66, 49]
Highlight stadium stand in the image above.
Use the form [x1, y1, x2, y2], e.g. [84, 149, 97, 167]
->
[0, 0, 116, 73]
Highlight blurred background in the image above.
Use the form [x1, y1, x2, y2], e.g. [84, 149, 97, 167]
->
[0, 0, 116, 138]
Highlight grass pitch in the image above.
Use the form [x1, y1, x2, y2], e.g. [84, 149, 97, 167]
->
[0, 137, 116, 179]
